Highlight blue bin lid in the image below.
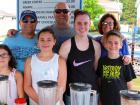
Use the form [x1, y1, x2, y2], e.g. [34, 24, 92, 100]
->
[70, 82, 92, 91]
[37, 80, 57, 88]
[0, 75, 8, 81]
[120, 90, 140, 100]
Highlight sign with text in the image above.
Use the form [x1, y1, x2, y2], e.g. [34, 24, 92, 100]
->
[17, 0, 82, 30]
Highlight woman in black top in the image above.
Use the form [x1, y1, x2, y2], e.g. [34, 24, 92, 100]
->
[59, 9, 101, 105]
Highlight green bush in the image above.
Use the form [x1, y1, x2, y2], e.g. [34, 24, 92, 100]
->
[93, 18, 99, 31]
[89, 18, 100, 32]
[89, 24, 95, 32]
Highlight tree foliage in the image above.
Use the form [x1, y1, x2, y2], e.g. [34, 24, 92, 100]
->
[83, 0, 105, 20]
[83, 0, 105, 30]
[120, 0, 137, 25]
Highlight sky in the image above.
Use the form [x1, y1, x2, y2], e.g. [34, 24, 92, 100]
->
[0, 0, 16, 14]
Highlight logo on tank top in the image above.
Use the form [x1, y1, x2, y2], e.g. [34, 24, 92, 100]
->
[73, 59, 92, 67]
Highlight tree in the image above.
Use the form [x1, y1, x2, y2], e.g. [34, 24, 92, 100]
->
[120, 0, 137, 25]
[83, 0, 105, 30]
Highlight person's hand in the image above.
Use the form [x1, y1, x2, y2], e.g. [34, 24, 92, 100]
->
[56, 87, 65, 105]
[56, 99, 65, 105]
[7, 29, 18, 37]
[123, 55, 131, 65]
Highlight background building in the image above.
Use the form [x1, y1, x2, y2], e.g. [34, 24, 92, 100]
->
[136, 0, 140, 26]
[0, 10, 16, 37]
[99, 0, 123, 21]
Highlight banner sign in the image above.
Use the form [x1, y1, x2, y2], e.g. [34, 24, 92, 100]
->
[17, 0, 82, 30]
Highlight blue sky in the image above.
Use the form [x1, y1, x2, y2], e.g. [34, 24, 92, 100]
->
[0, 0, 16, 14]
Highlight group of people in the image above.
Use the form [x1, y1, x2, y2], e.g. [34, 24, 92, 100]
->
[0, 2, 136, 105]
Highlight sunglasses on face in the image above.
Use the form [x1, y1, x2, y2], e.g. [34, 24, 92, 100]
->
[22, 18, 36, 23]
[54, 9, 69, 14]
[0, 53, 9, 58]
[102, 22, 114, 26]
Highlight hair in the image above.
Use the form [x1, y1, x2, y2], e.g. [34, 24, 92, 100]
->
[98, 13, 120, 35]
[37, 27, 56, 40]
[55, 2, 69, 10]
[0, 44, 16, 69]
[103, 30, 123, 44]
[74, 9, 90, 22]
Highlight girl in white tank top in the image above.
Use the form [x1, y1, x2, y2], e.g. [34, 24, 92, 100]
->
[0, 44, 24, 105]
[24, 28, 67, 105]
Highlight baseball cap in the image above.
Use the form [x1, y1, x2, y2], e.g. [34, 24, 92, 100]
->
[20, 10, 37, 21]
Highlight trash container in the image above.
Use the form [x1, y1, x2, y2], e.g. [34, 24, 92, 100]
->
[37, 80, 57, 105]
[0, 75, 9, 104]
[70, 82, 97, 105]
[120, 90, 140, 105]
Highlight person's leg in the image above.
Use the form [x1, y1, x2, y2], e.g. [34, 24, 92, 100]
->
[64, 94, 71, 105]
[90, 94, 99, 105]
[26, 97, 29, 105]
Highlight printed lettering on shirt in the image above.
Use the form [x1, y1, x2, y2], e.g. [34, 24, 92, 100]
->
[103, 65, 121, 79]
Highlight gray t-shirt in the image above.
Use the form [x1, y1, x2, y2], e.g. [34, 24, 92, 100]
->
[46, 24, 75, 53]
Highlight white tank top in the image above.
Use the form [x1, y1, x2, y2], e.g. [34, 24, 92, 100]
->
[30, 53, 59, 105]
[7, 68, 18, 105]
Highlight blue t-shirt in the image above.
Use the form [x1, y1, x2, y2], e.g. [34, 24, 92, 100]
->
[95, 36, 129, 58]
[3, 32, 39, 72]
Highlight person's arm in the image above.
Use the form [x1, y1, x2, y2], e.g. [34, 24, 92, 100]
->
[7, 29, 18, 37]
[15, 71, 24, 98]
[127, 81, 134, 89]
[56, 56, 67, 104]
[59, 39, 71, 60]
[122, 39, 129, 55]
[122, 39, 131, 64]
[124, 63, 136, 89]
[57, 56, 67, 92]
[123, 55, 131, 65]
[24, 57, 38, 104]
[58, 39, 71, 104]
[92, 40, 101, 71]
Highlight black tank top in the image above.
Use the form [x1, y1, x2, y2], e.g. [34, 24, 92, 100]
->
[66, 37, 98, 95]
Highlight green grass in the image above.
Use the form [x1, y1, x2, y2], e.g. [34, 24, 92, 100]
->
[133, 76, 140, 90]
